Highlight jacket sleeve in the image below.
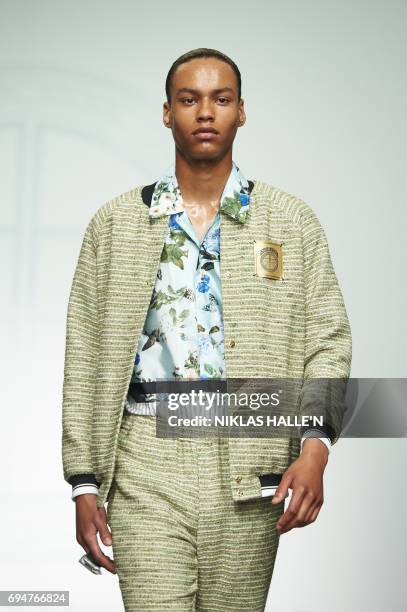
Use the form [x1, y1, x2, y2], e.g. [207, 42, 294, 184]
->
[61, 218, 99, 485]
[297, 205, 352, 446]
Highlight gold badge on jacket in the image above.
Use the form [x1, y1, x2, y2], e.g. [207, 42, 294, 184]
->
[253, 239, 283, 280]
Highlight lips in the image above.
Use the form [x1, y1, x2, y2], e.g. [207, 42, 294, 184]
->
[193, 129, 218, 140]
[193, 128, 218, 135]
[194, 133, 217, 140]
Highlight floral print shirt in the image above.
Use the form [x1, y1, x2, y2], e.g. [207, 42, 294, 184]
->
[125, 160, 252, 412]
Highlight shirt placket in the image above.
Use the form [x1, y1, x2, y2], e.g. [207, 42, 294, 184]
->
[177, 212, 225, 381]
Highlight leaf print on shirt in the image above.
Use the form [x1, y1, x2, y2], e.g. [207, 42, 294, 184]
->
[168, 227, 186, 245]
[199, 232, 219, 273]
[203, 363, 224, 378]
[169, 307, 190, 328]
[202, 293, 219, 312]
[161, 241, 188, 269]
[209, 334, 224, 351]
[199, 245, 218, 261]
[220, 190, 250, 223]
[172, 366, 184, 380]
[183, 288, 195, 301]
[201, 261, 215, 272]
[141, 328, 167, 351]
[150, 285, 189, 310]
[184, 350, 200, 375]
[130, 368, 143, 382]
[206, 324, 224, 351]
[220, 191, 241, 214]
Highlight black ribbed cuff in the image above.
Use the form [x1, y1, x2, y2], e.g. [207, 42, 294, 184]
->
[300, 423, 336, 443]
[68, 473, 101, 488]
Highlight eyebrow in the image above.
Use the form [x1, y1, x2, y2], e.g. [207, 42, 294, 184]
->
[175, 87, 235, 96]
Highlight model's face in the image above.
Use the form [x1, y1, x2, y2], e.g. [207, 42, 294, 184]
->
[163, 58, 246, 162]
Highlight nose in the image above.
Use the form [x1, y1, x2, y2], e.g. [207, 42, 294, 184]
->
[196, 96, 214, 122]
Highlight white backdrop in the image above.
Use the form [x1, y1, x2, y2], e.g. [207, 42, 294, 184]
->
[0, 0, 406, 610]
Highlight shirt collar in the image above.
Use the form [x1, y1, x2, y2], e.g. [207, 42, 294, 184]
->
[149, 160, 252, 224]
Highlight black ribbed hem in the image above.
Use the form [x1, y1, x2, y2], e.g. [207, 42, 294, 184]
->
[68, 473, 101, 488]
[259, 473, 283, 488]
[300, 423, 336, 443]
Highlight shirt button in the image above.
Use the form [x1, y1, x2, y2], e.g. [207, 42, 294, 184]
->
[235, 475, 242, 484]
[237, 489, 244, 497]
[229, 339, 236, 348]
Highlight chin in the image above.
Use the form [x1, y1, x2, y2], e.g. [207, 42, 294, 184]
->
[189, 147, 224, 162]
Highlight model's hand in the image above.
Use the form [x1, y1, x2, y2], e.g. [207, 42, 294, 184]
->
[75, 494, 117, 574]
[271, 439, 329, 535]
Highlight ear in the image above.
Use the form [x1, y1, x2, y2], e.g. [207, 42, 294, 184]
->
[163, 101, 171, 128]
[238, 98, 246, 127]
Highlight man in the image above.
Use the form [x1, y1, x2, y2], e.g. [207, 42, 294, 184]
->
[62, 48, 352, 611]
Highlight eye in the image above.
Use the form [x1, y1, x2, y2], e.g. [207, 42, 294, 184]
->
[217, 97, 230, 104]
[182, 97, 195, 105]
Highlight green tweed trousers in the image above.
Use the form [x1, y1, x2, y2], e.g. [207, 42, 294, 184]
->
[107, 414, 284, 611]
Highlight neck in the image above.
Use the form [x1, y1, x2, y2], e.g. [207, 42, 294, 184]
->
[174, 149, 233, 208]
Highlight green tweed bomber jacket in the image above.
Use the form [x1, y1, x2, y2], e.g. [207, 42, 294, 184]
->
[61, 179, 352, 507]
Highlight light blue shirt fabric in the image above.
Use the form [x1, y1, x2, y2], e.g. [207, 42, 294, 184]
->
[125, 160, 252, 414]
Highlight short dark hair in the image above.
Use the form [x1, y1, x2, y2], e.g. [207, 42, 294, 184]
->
[165, 48, 241, 104]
